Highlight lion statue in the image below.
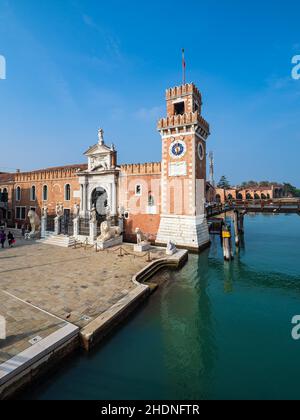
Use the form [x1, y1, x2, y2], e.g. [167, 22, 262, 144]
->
[98, 220, 122, 243]
[27, 210, 41, 239]
[135, 228, 149, 245]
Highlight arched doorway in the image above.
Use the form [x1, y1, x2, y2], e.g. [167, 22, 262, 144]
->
[91, 187, 108, 220]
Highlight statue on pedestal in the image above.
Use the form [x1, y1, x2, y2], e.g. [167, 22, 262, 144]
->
[55, 203, 64, 219]
[73, 204, 80, 219]
[134, 228, 151, 252]
[166, 240, 177, 256]
[98, 219, 122, 243]
[27, 210, 41, 239]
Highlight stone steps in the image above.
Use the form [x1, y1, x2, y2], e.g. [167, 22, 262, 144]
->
[38, 235, 75, 248]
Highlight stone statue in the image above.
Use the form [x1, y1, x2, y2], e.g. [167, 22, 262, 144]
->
[98, 128, 104, 145]
[134, 228, 151, 252]
[27, 210, 41, 239]
[90, 206, 97, 224]
[135, 228, 150, 246]
[73, 204, 80, 219]
[55, 203, 64, 218]
[42, 206, 48, 218]
[166, 240, 177, 256]
[98, 220, 122, 243]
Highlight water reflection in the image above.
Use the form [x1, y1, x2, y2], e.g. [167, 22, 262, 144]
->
[158, 246, 217, 399]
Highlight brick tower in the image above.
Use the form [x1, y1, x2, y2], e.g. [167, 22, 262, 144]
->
[156, 83, 210, 250]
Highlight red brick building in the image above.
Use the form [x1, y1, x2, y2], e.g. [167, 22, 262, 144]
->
[215, 184, 285, 204]
[0, 83, 211, 250]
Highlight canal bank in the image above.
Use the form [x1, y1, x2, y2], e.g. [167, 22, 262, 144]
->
[20, 214, 300, 400]
[0, 243, 188, 400]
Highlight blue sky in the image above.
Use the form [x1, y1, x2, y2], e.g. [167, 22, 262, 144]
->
[0, 0, 299, 186]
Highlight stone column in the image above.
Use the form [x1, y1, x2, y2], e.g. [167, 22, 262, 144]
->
[73, 217, 79, 238]
[111, 179, 118, 217]
[41, 215, 47, 239]
[82, 184, 87, 218]
[54, 217, 61, 235]
[89, 220, 97, 244]
[80, 185, 84, 212]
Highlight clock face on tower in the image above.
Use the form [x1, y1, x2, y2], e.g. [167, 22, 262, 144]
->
[169, 139, 186, 159]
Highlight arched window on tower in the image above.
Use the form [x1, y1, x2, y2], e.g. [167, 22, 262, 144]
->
[65, 184, 71, 201]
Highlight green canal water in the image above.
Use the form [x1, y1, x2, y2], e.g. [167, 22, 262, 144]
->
[23, 214, 300, 400]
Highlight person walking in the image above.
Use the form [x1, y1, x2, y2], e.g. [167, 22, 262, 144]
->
[0, 230, 6, 248]
[7, 231, 15, 248]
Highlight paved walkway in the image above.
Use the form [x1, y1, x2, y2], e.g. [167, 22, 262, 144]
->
[0, 239, 165, 365]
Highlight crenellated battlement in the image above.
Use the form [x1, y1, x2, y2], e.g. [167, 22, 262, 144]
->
[14, 164, 87, 182]
[166, 83, 202, 100]
[120, 162, 161, 175]
[157, 111, 209, 134]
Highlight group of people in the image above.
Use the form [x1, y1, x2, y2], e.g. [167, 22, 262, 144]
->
[0, 229, 15, 249]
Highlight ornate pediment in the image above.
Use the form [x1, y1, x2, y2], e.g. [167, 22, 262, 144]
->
[83, 129, 117, 173]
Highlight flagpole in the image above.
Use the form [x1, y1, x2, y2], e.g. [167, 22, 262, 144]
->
[182, 48, 186, 85]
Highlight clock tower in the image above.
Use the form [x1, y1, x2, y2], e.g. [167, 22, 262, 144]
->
[156, 83, 210, 250]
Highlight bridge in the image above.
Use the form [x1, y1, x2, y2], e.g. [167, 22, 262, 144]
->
[206, 198, 300, 219]
[231, 198, 300, 214]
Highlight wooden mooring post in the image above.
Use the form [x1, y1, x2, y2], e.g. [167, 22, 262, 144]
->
[233, 210, 240, 247]
[238, 210, 246, 234]
[222, 226, 233, 261]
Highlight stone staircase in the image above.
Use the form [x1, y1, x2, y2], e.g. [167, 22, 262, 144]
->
[38, 234, 75, 248]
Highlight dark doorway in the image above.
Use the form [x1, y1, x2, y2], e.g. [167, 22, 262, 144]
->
[91, 188, 108, 220]
[60, 209, 72, 235]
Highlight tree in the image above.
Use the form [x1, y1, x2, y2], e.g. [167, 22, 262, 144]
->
[283, 183, 300, 197]
[217, 176, 231, 190]
[246, 180, 258, 187]
[239, 180, 258, 188]
[259, 181, 271, 187]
